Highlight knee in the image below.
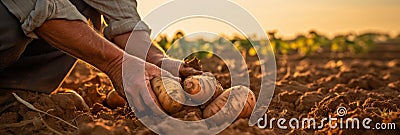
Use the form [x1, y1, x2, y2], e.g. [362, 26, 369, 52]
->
[0, 40, 31, 69]
[0, 60, 16, 70]
[0, 1, 32, 69]
[0, 51, 21, 69]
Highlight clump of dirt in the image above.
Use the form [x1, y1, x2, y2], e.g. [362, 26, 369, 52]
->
[0, 90, 86, 134]
[348, 74, 385, 90]
[296, 91, 324, 113]
[278, 91, 303, 103]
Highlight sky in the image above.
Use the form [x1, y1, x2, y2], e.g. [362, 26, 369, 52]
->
[136, 0, 400, 39]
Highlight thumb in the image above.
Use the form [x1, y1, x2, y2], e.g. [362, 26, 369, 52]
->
[180, 67, 203, 77]
[160, 68, 181, 82]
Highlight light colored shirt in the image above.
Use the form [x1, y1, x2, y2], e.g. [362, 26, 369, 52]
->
[1, 0, 149, 40]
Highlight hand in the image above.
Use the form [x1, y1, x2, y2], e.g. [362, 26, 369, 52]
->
[160, 58, 203, 78]
[179, 62, 203, 77]
[35, 20, 174, 115]
[108, 53, 179, 115]
[113, 31, 202, 78]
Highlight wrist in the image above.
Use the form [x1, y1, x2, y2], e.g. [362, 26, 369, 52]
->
[113, 32, 131, 49]
[107, 58, 123, 89]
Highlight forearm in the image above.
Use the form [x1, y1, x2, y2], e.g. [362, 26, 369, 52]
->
[113, 32, 165, 67]
[35, 19, 123, 75]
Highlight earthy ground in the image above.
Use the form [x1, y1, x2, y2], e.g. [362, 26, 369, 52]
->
[0, 42, 399, 134]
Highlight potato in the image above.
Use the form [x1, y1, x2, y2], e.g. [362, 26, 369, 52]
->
[106, 90, 126, 109]
[151, 77, 186, 114]
[202, 86, 256, 124]
[183, 74, 224, 104]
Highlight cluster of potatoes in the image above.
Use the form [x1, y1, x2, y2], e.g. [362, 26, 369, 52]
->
[150, 73, 256, 124]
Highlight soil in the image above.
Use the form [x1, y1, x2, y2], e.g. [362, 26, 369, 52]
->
[0, 42, 399, 134]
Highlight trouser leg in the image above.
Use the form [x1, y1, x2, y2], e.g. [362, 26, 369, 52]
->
[0, 0, 101, 94]
[0, 41, 77, 93]
[0, 4, 76, 93]
[0, 2, 76, 94]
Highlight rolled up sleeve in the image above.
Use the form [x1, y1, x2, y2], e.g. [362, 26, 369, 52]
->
[1, 0, 87, 39]
[83, 0, 150, 40]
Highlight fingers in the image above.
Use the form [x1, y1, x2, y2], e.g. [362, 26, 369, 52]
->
[189, 68, 203, 75]
[190, 68, 203, 75]
[146, 80, 162, 108]
[161, 68, 181, 82]
[127, 76, 164, 116]
[202, 72, 214, 76]
[112, 84, 127, 101]
[125, 87, 146, 113]
[140, 80, 164, 115]
[147, 62, 181, 82]
[180, 67, 203, 77]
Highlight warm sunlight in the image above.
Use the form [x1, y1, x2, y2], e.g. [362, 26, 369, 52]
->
[137, 0, 400, 38]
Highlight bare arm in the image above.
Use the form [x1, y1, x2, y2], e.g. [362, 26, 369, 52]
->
[35, 19, 174, 113]
[35, 19, 123, 74]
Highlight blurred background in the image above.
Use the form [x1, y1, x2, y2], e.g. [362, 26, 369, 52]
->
[137, 0, 400, 39]
[135, 0, 400, 57]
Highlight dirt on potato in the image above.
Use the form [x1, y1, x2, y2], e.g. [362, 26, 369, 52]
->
[1, 42, 400, 134]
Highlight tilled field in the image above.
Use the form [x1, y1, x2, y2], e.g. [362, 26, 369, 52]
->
[0, 43, 399, 134]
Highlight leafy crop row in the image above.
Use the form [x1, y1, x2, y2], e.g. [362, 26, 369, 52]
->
[154, 31, 398, 59]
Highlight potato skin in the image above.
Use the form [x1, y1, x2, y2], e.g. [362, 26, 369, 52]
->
[202, 86, 256, 124]
[183, 74, 224, 104]
[151, 77, 186, 114]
